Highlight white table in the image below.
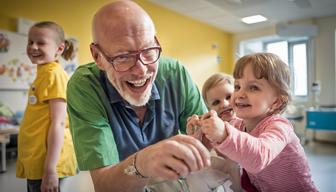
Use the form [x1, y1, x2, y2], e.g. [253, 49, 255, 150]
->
[0, 126, 19, 173]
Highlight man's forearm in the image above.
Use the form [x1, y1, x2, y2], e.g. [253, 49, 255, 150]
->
[90, 154, 148, 192]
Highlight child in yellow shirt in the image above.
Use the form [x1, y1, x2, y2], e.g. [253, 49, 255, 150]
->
[16, 21, 77, 192]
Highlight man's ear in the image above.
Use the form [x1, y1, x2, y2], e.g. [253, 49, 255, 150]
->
[90, 43, 104, 70]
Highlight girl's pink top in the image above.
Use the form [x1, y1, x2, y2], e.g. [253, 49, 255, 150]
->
[215, 115, 318, 192]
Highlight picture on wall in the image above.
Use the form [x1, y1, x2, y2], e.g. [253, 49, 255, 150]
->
[0, 30, 35, 90]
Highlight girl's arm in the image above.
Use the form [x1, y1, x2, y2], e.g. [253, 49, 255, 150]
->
[215, 119, 290, 173]
[41, 98, 66, 192]
[201, 112, 290, 173]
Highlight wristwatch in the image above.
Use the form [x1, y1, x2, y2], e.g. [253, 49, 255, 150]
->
[124, 152, 148, 179]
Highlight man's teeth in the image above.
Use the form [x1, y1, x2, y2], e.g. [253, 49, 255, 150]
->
[128, 79, 147, 87]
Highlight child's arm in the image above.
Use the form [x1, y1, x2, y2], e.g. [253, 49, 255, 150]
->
[41, 98, 66, 191]
[215, 118, 290, 173]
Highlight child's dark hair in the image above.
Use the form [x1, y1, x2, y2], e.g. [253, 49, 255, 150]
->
[233, 52, 291, 114]
[32, 21, 76, 61]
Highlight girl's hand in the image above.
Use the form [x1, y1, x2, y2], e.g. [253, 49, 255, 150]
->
[186, 114, 203, 140]
[41, 171, 59, 192]
[201, 110, 227, 144]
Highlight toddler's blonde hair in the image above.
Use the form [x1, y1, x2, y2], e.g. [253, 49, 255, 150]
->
[202, 73, 234, 107]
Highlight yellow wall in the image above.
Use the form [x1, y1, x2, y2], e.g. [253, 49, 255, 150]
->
[136, 1, 233, 86]
[0, 0, 233, 86]
[0, 0, 103, 64]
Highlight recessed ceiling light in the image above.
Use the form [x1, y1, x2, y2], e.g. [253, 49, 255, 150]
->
[241, 15, 268, 24]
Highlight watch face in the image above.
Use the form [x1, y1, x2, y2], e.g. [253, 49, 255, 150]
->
[125, 165, 137, 176]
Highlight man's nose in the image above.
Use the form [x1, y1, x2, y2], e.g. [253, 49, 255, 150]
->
[131, 58, 147, 75]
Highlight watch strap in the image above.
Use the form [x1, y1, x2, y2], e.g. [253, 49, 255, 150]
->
[124, 152, 148, 179]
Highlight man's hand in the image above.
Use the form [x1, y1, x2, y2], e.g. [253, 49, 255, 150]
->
[136, 135, 211, 180]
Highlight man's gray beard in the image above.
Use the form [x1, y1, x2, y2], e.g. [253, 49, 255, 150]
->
[123, 89, 151, 107]
[106, 73, 151, 107]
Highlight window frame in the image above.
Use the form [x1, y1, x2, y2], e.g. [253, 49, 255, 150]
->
[263, 38, 311, 102]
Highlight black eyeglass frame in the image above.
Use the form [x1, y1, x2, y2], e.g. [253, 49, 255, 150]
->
[93, 36, 162, 72]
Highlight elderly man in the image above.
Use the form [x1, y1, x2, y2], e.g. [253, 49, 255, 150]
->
[67, 1, 210, 191]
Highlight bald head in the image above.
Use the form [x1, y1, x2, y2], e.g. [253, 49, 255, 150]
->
[92, 0, 156, 45]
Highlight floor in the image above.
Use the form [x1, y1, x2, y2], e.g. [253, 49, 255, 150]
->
[1, 141, 336, 192]
[0, 157, 95, 192]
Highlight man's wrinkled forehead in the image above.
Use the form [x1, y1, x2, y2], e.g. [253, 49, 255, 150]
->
[92, 1, 155, 43]
[100, 21, 154, 42]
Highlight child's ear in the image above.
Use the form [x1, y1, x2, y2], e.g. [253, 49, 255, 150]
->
[270, 96, 286, 113]
[56, 42, 65, 56]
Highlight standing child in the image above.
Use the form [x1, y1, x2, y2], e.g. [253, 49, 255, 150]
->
[195, 53, 317, 191]
[16, 21, 77, 192]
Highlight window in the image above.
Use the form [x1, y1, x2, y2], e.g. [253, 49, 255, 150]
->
[264, 39, 309, 98]
[239, 37, 312, 100]
[291, 42, 308, 96]
[265, 41, 288, 63]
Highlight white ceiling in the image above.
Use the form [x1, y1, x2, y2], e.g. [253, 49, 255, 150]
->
[148, 0, 336, 33]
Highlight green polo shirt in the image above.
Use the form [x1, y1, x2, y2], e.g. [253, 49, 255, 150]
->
[67, 57, 207, 170]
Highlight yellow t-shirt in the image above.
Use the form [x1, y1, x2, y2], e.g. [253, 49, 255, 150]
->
[16, 62, 77, 179]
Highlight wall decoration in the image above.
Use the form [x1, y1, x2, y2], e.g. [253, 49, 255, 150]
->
[0, 30, 35, 90]
[0, 33, 10, 53]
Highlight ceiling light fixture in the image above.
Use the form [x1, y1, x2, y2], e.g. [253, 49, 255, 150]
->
[241, 15, 268, 24]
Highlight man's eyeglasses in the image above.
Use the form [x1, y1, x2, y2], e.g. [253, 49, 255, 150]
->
[93, 37, 162, 72]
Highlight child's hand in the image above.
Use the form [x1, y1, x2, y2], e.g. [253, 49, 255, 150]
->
[187, 114, 203, 140]
[41, 171, 59, 192]
[187, 114, 214, 151]
[201, 110, 227, 144]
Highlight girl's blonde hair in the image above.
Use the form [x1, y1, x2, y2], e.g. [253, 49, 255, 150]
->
[202, 73, 234, 106]
[32, 21, 76, 61]
[233, 52, 291, 114]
